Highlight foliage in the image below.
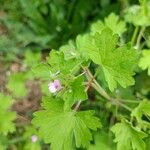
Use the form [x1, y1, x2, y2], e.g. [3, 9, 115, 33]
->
[111, 120, 147, 150]
[131, 100, 150, 129]
[124, 1, 150, 26]
[32, 98, 100, 150]
[91, 13, 126, 36]
[7, 72, 28, 97]
[87, 28, 138, 91]
[139, 50, 150, 75]
[0, 93, 16, 135]
[6, 50, 41, 98]
[0, 0, 150, 150]
[23, 126, 41, 150]
[0, 0, 109, 53]
[88, 132, 115, 150]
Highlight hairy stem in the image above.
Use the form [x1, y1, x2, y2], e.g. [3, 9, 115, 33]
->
[136, 27, 145, 49]
[120, 99, 140, 103]
[84, 67, 132, 111]
[74, 101, 82, 111]
[131, 26, 139, 46]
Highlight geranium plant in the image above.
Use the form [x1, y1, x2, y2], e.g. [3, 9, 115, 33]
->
[32, 9, 150, 150]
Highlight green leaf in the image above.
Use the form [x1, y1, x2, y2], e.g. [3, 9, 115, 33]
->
[32, 98, 100, 150]
[32, 63, 52, 79]
[63, 76, 88, 110]
[41, 81, 52, 96]
[111, 120, 147, 150]
[0, 93, 16, 135]
[88, 28, 138, 91]
[47, 50, 81, 76]
[76, 34, 92, 60]
[62, 34, 93, 61]
[91, 20, 105, 35]
[131, 100, 150, 129]
[139, 50, 150, 75]
[124, 4, 150, 26]
[91, 13, 126, 36]
[7, 72, 27, 97]
[59, 40, 78, 60]
[70, 76, 88, 101]
[104, 13, 126, 36]
[88, 132, 116, 150]
[145, 136, 150, 150]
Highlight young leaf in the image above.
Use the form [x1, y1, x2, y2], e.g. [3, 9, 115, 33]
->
[0, 93, 16, 135]
[62, 34, 93, 61]
[88, 28, 138, 91]
[32, 98, 100, 150]
[76, 34, 92, 60]
[131, 100, 150, 129]
[59, 40, 78, 60]
[91, 20, 105, 35]
[91, 13, 126, 36]
[32, 63, 52, 79]
[139, 50, 150, 75]
[124, 4, 150, 26]
[111, 120, 147, 150]
[70, 76, 88, 102]
[63, 76, 88, 110]
[104, 13, 126, 36]
[47, 50, 81, 76]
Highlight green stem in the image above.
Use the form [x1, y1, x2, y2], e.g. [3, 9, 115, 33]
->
[84, 67, 132, 111]
[74, 101, 81, 111]
[118, 102, 132, 111]
[136, 27, 145, 49]
[85, 67, 111, 100]
[92, 82, 132, 111]
[91, 83, 111, 101]
[120, 99, 140, 103]
[131, 26, 139, 46]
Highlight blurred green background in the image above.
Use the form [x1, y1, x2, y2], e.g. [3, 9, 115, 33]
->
[0, 0, 136, 55]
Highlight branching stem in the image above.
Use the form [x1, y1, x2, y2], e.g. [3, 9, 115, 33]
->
[74, 66, 136, 112]
[84, 67, 132, 111]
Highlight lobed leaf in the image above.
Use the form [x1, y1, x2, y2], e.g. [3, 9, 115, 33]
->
[0, 93, 16, 135]
[139, 50, 150, 76]
[32, 98, 101, 150]
[88, 28, 138, 91]
[91, 13, 126, 36]
[111, 120, 147, 150]
[131, 100, 150, 129]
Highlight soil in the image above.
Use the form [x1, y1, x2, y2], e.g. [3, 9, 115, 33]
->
[0, 58, 42, 126]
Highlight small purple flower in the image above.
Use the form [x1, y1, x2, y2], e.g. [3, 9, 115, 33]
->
[31, 135, 38, 143]
[48, 79, 62, 93]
